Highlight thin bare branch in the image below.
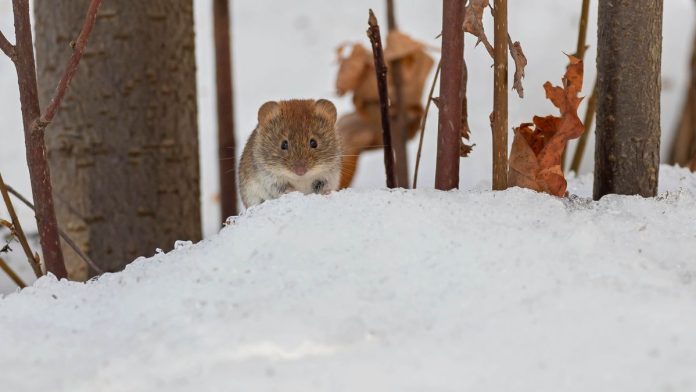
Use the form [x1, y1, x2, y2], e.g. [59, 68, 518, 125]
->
[37, 0, 103, 129]
[575, 0, 591, 60]
[214, 0, 239, 220]
[0, 30, 15, 60]
[569, 82, 597, 173]
[367, 9, 397, 188]
[4, 183, 104, 274]
[0, 173, 42, 277]
[0, 257, 27, 289]
[413, 61, 442, 188]
[563, 0, 593, 171]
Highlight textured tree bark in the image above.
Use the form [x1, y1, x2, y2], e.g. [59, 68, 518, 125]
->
[492, 0, 508, 190]
[35, 0, 202, 279]
[435, 0, 464, 191]
[11, 0, 67, 279]
[214, 0, 238, 220]
[594, 0, 663, 199]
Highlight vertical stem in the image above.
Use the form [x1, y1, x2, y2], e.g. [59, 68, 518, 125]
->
[492, 0, 509, 190]
[214, 0, 238, 219]
[569, 83, 597, 173]
[564, 0, 592, 171]
[413, 62, 441, 189]
[575, 0, 591, 60]
[11, 0, 66, 279]
[434, 0, 464, 190]
[386, 0, 397, 30]
[367, 10, 396, 189]
[385, 0, 409, 187]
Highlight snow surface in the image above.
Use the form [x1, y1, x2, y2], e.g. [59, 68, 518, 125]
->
[2, 1, 696, 292]
[1, 165, 695, 391]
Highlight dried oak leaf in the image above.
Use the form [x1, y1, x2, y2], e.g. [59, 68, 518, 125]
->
[335, 43, 372, 96]
[508, 36, 527, 98]
[508, 55, 585, 197]
[462, 1, 527, 99]
[463, 0, 494, 57]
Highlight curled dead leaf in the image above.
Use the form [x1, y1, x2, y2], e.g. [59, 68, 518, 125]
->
[463, 1, 527, 99]
[463, 0, 493, 57]
[335, 32, 435, 187]
[508, 55, 585, 197]
[508, 36, 527, 98]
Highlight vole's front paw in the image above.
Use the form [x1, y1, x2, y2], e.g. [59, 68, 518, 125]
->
[312, 179, 327, 194]
[275, 182, 295, 195]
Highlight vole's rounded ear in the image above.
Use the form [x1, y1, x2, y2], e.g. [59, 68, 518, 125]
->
[258, 101, 280, 125]
[315, 99, 337, 124]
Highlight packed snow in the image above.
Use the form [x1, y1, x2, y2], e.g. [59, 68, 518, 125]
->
[0, 165, 695, 391]
[2, 0, 695, 291]
[1, 1, 696, 389]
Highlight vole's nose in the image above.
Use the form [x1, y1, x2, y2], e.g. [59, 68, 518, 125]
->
[293, 164, 307, 176]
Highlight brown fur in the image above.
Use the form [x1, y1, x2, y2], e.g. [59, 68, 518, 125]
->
[239, 99, 342, 207]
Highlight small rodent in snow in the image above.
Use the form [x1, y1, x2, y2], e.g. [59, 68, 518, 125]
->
[238, 99, 342, 208]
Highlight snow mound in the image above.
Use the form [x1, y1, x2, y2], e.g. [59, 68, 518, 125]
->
[1, 166, 696, 392]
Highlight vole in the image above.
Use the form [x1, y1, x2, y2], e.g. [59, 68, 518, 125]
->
[239, 99, 342, 208]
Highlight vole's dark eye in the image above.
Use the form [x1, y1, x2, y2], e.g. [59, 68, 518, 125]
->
[281, 140, 289, 150]
[309, 139, 318, 149]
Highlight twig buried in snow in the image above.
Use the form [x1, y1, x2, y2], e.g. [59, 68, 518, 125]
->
[4, 183, 104, 274]
[0, 173, 42, 277]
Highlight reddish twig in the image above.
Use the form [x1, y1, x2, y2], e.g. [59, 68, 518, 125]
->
[0, 173, 42, 277]
[435, 0, 465, 190]
[11, 0, 66, 278]
[214, 0, 239, 220]
[367, 9, 397, 189]
[0, 257, 27, 289]
[37, 0, 102, 129]
[4, 183, 103, 274]
[6, 0, 102, 278]
[0, 30, 15, 60]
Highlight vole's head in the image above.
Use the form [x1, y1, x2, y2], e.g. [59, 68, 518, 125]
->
[253, 99, 340, 178]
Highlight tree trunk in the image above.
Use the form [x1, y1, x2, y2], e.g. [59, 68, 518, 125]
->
[435, 0, 464, 191]
[214, 0, 238, 220]
[594, 0, 663, 199]
[34, 0, 202, 279]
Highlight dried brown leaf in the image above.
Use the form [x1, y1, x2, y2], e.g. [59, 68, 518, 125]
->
[508, 36, 527, 98]
[463, 0, 494, 57]
[460, 142, 474, 157]
[508, 55, 585, 197]
[336, 43, 372, 96]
